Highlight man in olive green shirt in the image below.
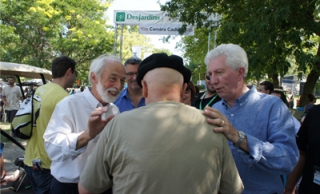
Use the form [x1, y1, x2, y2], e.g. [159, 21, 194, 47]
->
[24, 56, 77, 194]
[79, 53, 243, 194]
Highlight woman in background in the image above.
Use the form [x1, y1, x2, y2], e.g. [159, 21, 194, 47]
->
[271, 89, 289, 107]
[181, 81, 196, 106]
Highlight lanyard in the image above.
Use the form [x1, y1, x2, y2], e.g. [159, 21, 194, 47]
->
[199, 93, 218, 110]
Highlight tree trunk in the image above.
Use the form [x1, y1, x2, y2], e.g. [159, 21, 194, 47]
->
[299, 43, 320, 107]
[271, 73, 280, 88]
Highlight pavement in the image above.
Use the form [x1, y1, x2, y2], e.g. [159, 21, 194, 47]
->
[1, 122, 33, 193]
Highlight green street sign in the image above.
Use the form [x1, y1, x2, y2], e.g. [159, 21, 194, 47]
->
[116, 12, 125, 22]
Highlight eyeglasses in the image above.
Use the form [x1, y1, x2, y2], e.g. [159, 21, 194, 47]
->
[126, 72, 138, 78]
[185, 87, 191, 94]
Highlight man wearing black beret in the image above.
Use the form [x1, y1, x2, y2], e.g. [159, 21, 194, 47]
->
[79, 53, 243, 194]
[136, 53, 191, 87]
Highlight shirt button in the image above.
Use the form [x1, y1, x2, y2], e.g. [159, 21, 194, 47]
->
[231, 114, 234, 116]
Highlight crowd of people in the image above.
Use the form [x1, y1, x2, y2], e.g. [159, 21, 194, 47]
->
[0, 43, 319, 194]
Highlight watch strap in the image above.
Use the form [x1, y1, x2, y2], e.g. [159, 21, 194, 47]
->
[234, 131, 245, 148]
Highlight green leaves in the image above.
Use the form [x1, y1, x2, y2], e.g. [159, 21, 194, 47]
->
[161, 0, 319, 83]
[0, 0, 115, 84]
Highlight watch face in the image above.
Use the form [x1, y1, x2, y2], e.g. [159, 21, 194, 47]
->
[239, 131, 245, 138]
[235, 131, 245, 148]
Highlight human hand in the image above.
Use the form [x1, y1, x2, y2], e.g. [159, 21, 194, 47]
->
[203, 106, 239, 143]
[283, 185, 297, 194]
[1, 170, 7, 186]
[283, 189, 295, 194]
[87, 106, 115, 140]
[1, 170, 20, 185]
[76, 106, 116, 150]
[1, 178, 8, 185]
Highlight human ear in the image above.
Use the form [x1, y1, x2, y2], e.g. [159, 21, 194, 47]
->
[181, 83, 187, 99]
[142, 80, 148, 98]
[90, 72, 98, 85]
[238, 67, 245, 80]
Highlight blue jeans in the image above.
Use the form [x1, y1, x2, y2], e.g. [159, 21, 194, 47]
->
[25, 165, 52, 194]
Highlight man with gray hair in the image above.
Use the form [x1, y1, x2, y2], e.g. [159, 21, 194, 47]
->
[44, 55, 126, 193]
[203, 43, 299, 193]
[114, 57, 145, 112]
[78, 53, 243, 194]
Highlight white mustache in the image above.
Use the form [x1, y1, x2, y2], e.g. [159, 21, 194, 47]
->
[106, 88, 120, 94]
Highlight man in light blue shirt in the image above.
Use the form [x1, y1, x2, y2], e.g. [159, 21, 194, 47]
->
[114, 57, 145, 112]
[203, 43, 299, 194]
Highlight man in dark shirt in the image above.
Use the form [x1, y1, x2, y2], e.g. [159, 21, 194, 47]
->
[191, 72, 221, 110]
[284, 105, 320, 194]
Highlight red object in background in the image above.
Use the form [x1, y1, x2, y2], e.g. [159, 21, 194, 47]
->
[76, 80, 80, 86]
[296, 98, 300, 107]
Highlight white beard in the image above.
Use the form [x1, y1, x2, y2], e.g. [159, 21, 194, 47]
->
[96, 81, 120, 103]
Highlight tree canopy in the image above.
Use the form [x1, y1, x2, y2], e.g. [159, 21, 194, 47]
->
[0, 0, 114, 85]
[0, 0, 166, 85]
[161, 0, 320, 106]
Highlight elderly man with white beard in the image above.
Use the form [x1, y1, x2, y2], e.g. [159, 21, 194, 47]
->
[43, 55, 126, 194]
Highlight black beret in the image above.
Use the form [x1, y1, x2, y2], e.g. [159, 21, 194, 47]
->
[136, 53, 192, 87]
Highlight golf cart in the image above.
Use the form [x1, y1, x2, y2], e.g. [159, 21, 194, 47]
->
[0, 61, 52, 193]
[1, 62, 52, 99]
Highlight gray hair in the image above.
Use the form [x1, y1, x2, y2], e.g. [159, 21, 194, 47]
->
[124, 57, 142, 67]
[204, 44, 249, 77]
[88, 54, 122, 85]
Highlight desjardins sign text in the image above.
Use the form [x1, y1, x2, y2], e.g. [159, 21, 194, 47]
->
[126, 14, 160, 21]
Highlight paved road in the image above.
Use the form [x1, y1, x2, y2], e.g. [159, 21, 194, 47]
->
[1, 128, 33, 193]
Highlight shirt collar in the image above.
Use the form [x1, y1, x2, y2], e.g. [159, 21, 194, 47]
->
[83, 87, 107, 109]
[221, 86, 257, 108]
[237, 86, 257, 105]
[123, 88, 130, 99]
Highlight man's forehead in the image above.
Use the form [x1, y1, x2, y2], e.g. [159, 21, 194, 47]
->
[125, 64, 139, 70]
[110, 71, 126, 78]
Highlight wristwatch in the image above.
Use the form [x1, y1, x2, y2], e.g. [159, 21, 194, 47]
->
[234, 131, 246, 148]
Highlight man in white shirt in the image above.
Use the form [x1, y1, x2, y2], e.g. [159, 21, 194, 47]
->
[44, 55, 126, 194]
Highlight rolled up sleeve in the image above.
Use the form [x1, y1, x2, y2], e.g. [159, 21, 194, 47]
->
[237, 103, 299, 174]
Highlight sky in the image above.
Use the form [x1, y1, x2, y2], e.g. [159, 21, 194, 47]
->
[106, 0, 182, 56]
